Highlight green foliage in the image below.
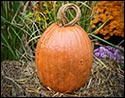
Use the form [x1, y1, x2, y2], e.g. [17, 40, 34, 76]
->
[1, 1, 24, 61]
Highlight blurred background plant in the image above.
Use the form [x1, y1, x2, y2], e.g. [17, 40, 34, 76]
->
[1, 1, 124, 67]
[89, 1, 124, 67]
[1, 1, 24, 61]
[89, 1, 124, 44]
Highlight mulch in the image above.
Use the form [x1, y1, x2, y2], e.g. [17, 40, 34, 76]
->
[1, 56, 124, 97]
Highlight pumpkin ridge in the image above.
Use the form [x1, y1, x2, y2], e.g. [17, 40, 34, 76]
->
[74, 26, 92, 75]
[74, 26, 88, 53]
[47, 27, 63, 90]
[40, 23, 56, 40]
[65, 27, 76, 91]
[45, 25, 60, 49]
[40, 23, 58, 48]
[58, 27, 73, 92]
[72, 26, 91, 88]
[73, 26, 83, 50]
[75, 25, 92, 64]
[54, 28, 64, 91]
[77, 26, 91, 50]
[62, 27, 82, 92]
[36, 24, 58, 89]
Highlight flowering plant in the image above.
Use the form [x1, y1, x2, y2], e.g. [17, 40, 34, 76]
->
[90, 1, 124, 40]
[94, 45, 124, 67]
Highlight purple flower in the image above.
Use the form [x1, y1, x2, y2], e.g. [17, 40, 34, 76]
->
[94, 52, 100, 57]
[94, 45, 124, 65]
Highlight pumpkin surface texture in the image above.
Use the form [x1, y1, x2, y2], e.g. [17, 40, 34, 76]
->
[35, 3, 93, 93]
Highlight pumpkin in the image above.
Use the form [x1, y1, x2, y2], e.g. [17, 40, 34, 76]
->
[35, 3, 93, 93]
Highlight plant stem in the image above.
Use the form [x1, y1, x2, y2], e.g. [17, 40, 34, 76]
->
[89, 33, 124, 53]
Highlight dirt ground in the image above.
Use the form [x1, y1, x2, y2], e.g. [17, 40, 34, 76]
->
[1, 56, 124, 97]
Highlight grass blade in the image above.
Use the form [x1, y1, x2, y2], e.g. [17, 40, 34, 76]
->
[10, 27, 22, 42]
[1, 16, 30, 36]
[1, 33, 16, 58]
[89, 33, 124, 52]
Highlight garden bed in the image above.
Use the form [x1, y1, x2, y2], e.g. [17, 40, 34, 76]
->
[1, 57, 124, 97]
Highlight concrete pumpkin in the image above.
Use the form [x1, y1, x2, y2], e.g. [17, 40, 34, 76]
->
[35, 3, 93, 93]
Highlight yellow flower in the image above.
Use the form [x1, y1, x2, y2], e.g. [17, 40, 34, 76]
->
[43, 2, 48, 7]
[42, 10, 48, 15]
[34, 11, 43, 22]
[37, 16, 42, 21]
[32, 3, 40, 11]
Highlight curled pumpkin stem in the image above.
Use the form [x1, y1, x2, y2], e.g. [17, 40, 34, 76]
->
[57, 3, 81, 27]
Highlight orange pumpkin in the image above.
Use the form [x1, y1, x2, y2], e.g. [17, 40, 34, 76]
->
[35, 3, 93, 93]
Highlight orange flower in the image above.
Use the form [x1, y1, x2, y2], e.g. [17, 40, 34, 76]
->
[104, 35, 110, 40]
[90, 1, 124, 40]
